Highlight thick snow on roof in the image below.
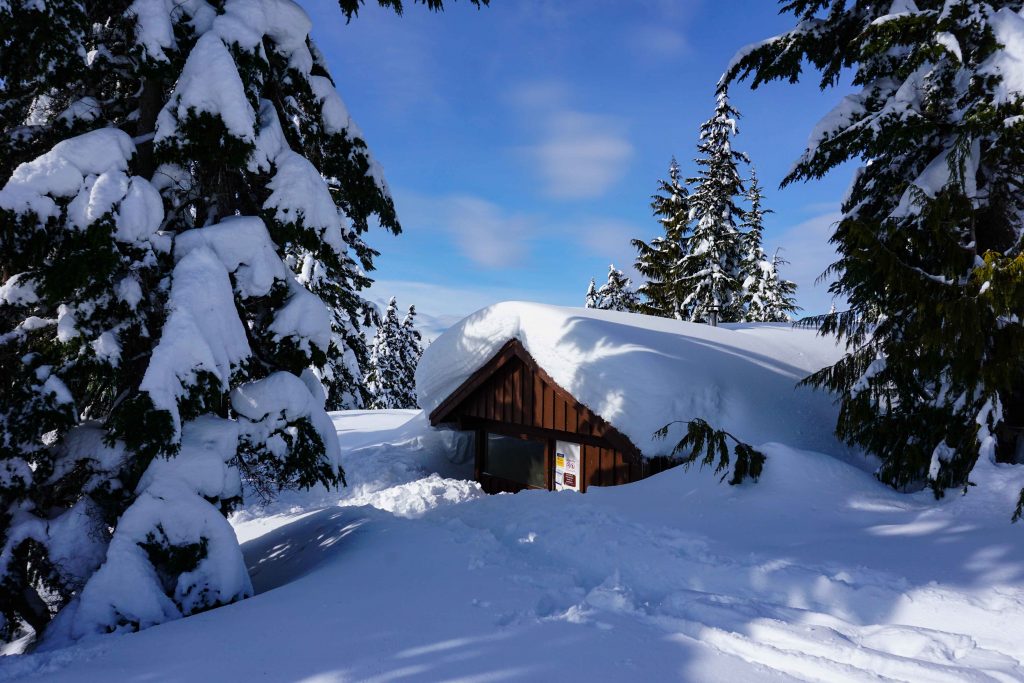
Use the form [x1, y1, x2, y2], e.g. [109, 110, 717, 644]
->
[417, 302, 849, 457]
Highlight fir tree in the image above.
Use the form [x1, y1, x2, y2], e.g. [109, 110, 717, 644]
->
[633, 158, 690, 319]
[366, 298, 419, 409]
[592, 264, 640, 312]
[678, 94, 749, 324]
[585, 278, 600, 309]
[0, 0, 477, 647]
[724, 1, 1024, 507]
[739, 171, 799, 322]
[398, 304, 423, 408]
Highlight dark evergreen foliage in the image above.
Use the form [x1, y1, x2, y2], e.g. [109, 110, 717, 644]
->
[584, 278, 600, 309]
[633, 158, 690, 319]
[654, 418, 767, 486]
[337, 0, 487, 20]
[678, 93, 749, 324]
[0, 0, 471, 645]
[724, 0, 1024, 510]
[634, 107, 797, 325]
[587, 264, 639, 313]
[740, 171, 799, 322]
[366, 298, 422, 409]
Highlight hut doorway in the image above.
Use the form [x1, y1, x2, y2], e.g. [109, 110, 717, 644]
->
[478, 432, 550, 494]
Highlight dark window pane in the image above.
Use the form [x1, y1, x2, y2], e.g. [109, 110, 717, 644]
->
[484, 434, 547, 489]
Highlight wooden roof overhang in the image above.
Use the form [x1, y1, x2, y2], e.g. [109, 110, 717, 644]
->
[428, 338, 643, 464]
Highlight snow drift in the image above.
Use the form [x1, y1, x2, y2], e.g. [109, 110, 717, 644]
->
[7, 409, 1024, 682]
[417, 302, 847, 456]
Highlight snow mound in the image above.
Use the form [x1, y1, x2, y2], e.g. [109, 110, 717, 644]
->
[417, 302, 848, 457]
[341, 473, 483, 518]
[7, 411, 1024, 681]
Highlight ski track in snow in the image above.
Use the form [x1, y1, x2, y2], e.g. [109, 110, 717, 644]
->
[3, 409, 1024, 682]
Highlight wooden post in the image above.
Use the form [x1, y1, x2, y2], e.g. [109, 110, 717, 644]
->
[474, 429, 484, 483]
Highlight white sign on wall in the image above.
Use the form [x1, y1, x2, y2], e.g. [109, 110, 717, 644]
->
[554, 441, 581, 492]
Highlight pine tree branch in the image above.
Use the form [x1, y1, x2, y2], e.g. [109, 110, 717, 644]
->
[338, 0, 488, 20]
[654, 418, 766, 485]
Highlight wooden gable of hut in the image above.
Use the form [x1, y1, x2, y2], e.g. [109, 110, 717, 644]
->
[429, 339, 671, 494]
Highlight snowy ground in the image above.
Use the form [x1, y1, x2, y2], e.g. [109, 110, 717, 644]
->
[4, 409, 1024, 682]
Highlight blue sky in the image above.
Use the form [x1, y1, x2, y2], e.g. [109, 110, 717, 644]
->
[306, 0, 854, 335]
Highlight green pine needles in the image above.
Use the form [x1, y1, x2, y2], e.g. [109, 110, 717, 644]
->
[634, 102, 799, 324]
[0, 0, 474, 648]
[724, 0, 1024, 515]
[654, 419, 767, 486]
[634, 158, 691, 319]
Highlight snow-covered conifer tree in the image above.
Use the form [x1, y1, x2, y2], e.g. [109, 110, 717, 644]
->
[724, 1, 1024, 508]
[633, 158, 690, 318]
[0, 0, 479, 647]
[592, 264, 639, 313]
[678, 94, 749, 324]
[739, 171, 798, 322]
[584, 279, 599, 309]
[398, 305, 423, 407]
[366, 297, 418, 409]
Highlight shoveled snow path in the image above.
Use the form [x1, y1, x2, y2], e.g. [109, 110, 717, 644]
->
[3, 411, 1023, 682]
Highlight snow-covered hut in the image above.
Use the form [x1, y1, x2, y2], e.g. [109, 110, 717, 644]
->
[417, 302, 846, 494]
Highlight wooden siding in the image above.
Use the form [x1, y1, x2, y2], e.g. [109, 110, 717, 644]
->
[429, 340, 648, 492]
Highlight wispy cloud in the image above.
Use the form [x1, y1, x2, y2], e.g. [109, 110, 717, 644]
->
[395, 192, 537, 268]
[510, 82, 634, 200]
[532, 113, 635, 200]
[440, 196, 535, 268]
[627, 24, 689, 59]
[769, 209, 845, 315]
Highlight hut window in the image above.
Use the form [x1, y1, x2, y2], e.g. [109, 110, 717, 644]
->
[484, 433, 547, 489]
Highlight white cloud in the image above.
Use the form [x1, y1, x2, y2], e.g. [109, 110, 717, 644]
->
[441, 196, 535, 268]
[508, 80, 570, 110]
[395, 191, 537, 268]
[627, 25, 689, 59]
[769, 210, 845, 316]
[510, 82, 634, 200]
[531, 112, 634, 199]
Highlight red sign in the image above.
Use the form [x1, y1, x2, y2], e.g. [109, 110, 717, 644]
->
[563, 473, 576, 488]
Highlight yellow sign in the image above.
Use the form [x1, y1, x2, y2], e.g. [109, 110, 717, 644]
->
[556, 455, 565, 468]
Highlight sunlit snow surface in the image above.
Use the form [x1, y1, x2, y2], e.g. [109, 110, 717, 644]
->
[4, 408, 1024, 682]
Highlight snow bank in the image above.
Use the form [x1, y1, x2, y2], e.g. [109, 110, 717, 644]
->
[12, 409, 1024, 681]
[417, 302, 848, 457]
[341, 473, 483, 518]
